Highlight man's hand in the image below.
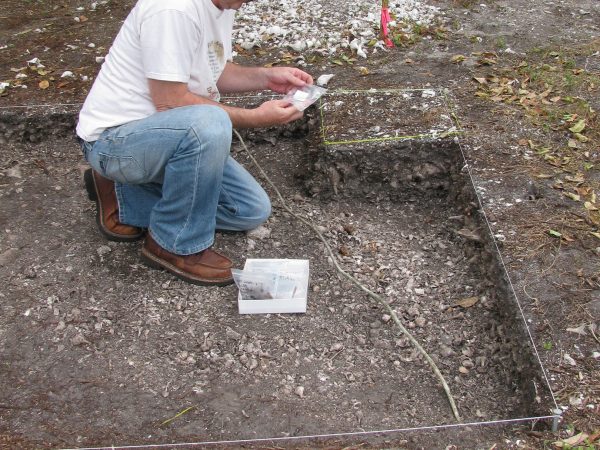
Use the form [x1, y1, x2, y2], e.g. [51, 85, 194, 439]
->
[252, 99, 304, 127]
[264, 67, 313, 94]
[217, 63, 313, 94]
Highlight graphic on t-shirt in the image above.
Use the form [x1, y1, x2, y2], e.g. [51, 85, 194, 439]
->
[206, 40, 226, 101]
[208, 41, 225, 81]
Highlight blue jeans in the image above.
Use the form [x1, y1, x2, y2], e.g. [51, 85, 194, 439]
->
[81, 105, 271, 255]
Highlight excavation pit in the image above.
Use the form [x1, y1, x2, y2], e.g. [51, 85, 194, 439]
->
[0, 101, 555, 448]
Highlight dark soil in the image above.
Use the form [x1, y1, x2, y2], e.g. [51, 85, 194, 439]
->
[1, 0, 599, 449]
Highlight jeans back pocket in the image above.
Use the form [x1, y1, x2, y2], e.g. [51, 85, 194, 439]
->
[98, 152, 146, 185]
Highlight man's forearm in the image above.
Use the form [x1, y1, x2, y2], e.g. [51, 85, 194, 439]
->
[217, 62, 268, 93]
[149, 78, 261, 128]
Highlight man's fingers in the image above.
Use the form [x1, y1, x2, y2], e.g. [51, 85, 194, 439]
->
[276, 101, 303, 122]
[296, 70, 313, 85]
[273, 98, 293, 107]
[288, 73, 307, 87]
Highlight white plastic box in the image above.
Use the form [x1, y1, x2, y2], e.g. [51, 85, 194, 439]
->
[235, 259, 309, 314]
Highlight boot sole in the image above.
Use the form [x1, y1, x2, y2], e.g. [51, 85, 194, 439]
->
[84, 169, 145, 243]
[141, 247, 234, 287]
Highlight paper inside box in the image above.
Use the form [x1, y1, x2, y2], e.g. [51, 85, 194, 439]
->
[235, 259, 309, 314]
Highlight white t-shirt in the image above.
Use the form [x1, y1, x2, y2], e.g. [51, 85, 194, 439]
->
[76, 0, 235, 141]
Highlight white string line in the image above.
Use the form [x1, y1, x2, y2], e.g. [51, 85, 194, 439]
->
[61, 415, 558, 450]
[0, 102, 83, 109]
[451, 116, 560, 410]
[0, 86, 470, 120]
[0, 88, 437, 111]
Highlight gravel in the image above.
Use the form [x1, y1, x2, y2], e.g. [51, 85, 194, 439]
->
[233, 0, 442, 58]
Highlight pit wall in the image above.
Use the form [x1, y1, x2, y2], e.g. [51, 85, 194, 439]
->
[0, 105, 79, 144]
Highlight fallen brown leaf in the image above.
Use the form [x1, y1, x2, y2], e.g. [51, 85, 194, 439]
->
[455, 296, 479, 308]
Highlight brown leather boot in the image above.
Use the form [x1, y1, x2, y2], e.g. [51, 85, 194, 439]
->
[141, 234, 234, 286]
[84, 168, 145, 242]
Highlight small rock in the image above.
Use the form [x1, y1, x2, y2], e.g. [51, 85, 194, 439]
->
[330, 343, 343, 352]
[200, 341, 212, 352]
[462, 348, 474, 357]
[7, 166, 22, 178]
[459, 366, 469, 374]
[21, 265, 37, 278]
[407, 306, 420, 317]
[317, 74, 334, 86]
[584, 298, 600, 317]
[226, 327, 242, 340]
[295, 386, 305, 398]
[456, 228, 482, 243]
[564, 353, 577, 366]
[71, 333, 89, 346]
[343, 223, 356, 235]
[475, 356, 487, 369]
[415, 317, 426, 327]
[440, 345, 455, 357]
[96, 245, 111, 257]
[569, 395, 583, 407]
[247, 226, 270, 240]
[0, 248, 19, 267]
[339, 245, 352, 256]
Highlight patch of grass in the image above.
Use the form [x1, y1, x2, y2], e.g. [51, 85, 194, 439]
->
[495, 36, 507, 50]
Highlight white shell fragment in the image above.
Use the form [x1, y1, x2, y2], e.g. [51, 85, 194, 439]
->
[563, 353, 577, 366]
[316, 74, 334, 86]
[234, 0, 441, 60]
